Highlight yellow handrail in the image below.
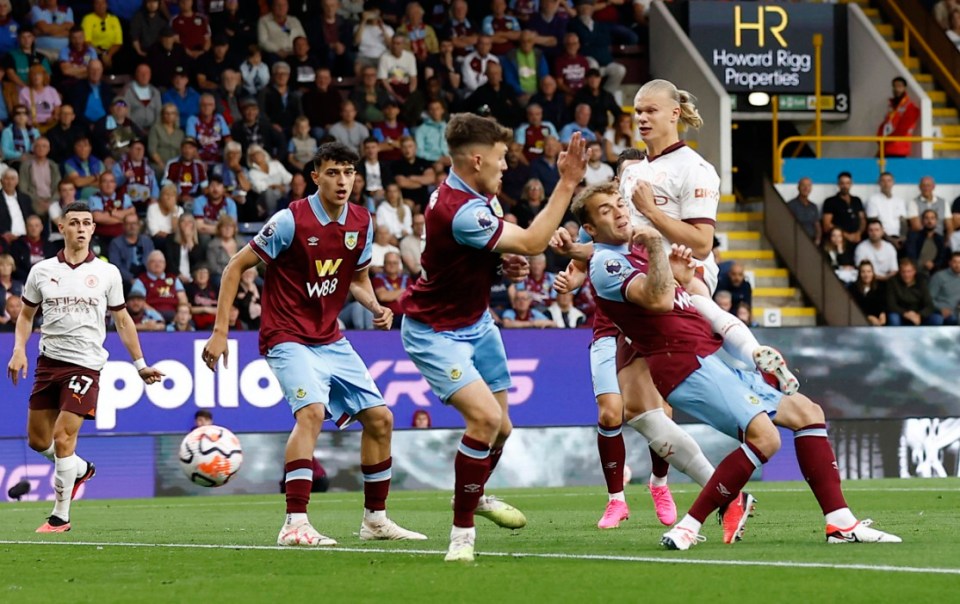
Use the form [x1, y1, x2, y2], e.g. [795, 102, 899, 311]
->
[774, 134, 960, 182]
[884, 0, 960, 98]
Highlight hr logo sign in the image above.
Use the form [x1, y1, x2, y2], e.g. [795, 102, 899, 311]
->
[734, 5, 788, 48]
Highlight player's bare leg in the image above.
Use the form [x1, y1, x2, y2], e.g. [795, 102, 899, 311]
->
[36, 411, 84, 533]
[277, 404, 336, 546]
[355, 406, 426, 541]
[595, 392, 630, 529]
[28, 409, 93, 500]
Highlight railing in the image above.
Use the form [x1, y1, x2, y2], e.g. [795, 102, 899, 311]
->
[773, 134, 960, 183]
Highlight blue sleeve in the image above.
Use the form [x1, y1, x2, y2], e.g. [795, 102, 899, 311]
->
[147, 308, 165, 322]
[514, 124, 527, 144]
[287, 139, 295, 153]
[547, 122, 558, 138]
[192, 196, 206, 217]
[185, 116, 198, 138]
[531, 309, 548, 320]
[481, 16, 494, 36]
[150, 175, 159, 198]
[537, 53, 549, 80]
[250, 208, 296, 262]
[174, 278, 184, 292]
[112, 162, 125, 186]
[87, 196, 104, 211]
[1, 128, 15, 160]
[589, 249, 638, 303]
[502, 309, 517, 321]
[558, 124, 571, 144]
[121, 195, 133, 209]
[578, 226, 592, 244]
[226, 199, 238, 220]
[372, 127, 385, 142]
[128, 280, 146, 297]
[57, 47, 70, 62]
[452, 198, 504, 251]
[357, 216, 374, 268]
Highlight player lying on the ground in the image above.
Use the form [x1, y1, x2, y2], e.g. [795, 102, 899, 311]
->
[7, 202, 164, 533]
[574, 182, 901, 549]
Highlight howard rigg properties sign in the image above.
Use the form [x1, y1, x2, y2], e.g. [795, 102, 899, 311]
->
[688, 1, 841, 94]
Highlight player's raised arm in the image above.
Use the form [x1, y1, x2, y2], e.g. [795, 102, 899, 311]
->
[6, 302, 38, 385]
[623, 226, 676, 312]
[494, 132, 588, 256]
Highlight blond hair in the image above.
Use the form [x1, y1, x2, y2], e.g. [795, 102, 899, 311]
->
[635, 79, 704, 131]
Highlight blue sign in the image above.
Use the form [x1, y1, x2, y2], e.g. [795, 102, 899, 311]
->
[0, 330, 598, 437]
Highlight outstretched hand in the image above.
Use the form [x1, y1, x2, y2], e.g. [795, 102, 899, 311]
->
[554, 268, 585, 294]
[502, 254, 530, 282]
[139, 367, 165, 385]
[557, 132, 588, 186]
[6, 350, 27, 385]
[668, 243, 697, 287]
[202, 332, 229, 372]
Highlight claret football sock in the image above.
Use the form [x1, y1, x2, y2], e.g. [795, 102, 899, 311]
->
[361, 457, 392, 513]
[284, 459, 314, 515]
[486, 446, 504, 481]
[597, 423, 626, 495]
[649, 445, 670, 487]
[453, 435, 491, 528]
[688, 443, 766, 523]
[794, 424, 849, 516]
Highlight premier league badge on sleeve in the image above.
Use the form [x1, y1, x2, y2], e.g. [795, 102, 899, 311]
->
[344, 231, 359, 250]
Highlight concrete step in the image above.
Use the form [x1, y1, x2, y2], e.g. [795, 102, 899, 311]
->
[753, 306, 818, 327]
[721, 249, 775, 261]
[876, 23, 894, 38]
[748, 267, 791, 289]
[722, 231, 764, 251]
[929, 90, 947, 106]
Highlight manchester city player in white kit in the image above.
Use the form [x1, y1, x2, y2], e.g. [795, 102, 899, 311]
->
[7, 202, 164, 533]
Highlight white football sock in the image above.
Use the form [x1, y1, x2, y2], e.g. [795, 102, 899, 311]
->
[649, 474, 668, 488]
[628, 409, 715, 487]
[608, 491, 626, 502]
[825, 507, 858, 528]
[52, 455, 78, 521]
[38, 442, 55, 462]
[364, 509, 386, 523]
[285, 512, 307, 525]
[677, 514, 703, 533]
[450, 525, 476, 539]
[690, 295, 758, 367]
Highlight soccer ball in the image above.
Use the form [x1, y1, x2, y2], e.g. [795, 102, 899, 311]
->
[179, 425, 244, 487]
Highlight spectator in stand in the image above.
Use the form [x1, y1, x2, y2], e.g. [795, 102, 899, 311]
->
[483, 0, 522, 56]
[583, 140, 613, 186]
[206, 213, 242, 280]
[162, 67, 201, 129]
[81, 0, 124, 71]
[444, 0, 477, 59]
[1, 105, 40, 167]
[171, 0, 211, 60]
[824, 226, 857, 284]
[530, 135, 561, 195]
[185, 263, 218, 330]
[57, 27, 97, 89]
[415, 100, 450, 170]
[146, 183, 184, 247]
[163, 137, 208, 206]
[130, 249, 189, 322]
[905, 209, 949, 277]
[934, 0, 960, 28]
[258, 61, 303, 135]
[528, 0, 567, 61]
[218, 0, 259, 60]
[148, 104, 185, 175]
[166, 302, 196, 332]
[247, 145, 292, 218]
[258, 0, 306, 61]
[877, 76, 919, 158]
[216, 69, 248, 128]
[197, 35, 233, 93]
[849, 260, 886, 326]
[114, 139, 160, 217]
[467, 61, 523, 124]
[186, 94, 232, 167]
[513, 253, 556, 310]
[502, 289, 554, 328]
[930, 251, 960, 325]
[194, 175, 239, 237]
[347, 172, 375, 213]
[46, 104, 81, 165]
[108, 213, 154, 288]
[239, 44, 270, 97]
[502, 30, 549, 104]
[231, 98, 285, 160]
[886, 256, 943, 326]
[47, 180, 76, 242]
[546, 290, 586, 328]
[559, 103, 598, 143]
[398, 2, 439, 63]
[379, 34, 419, 104]
[19, 65, 60, 133]
[554, 32, 589, 102]
[88, 171, 135, 247]
[302, 68, 343, 139]
[392, 136, 434, 210]
[287, 36, 320, 91]
[716, 261, 753, 308]
[355, 8, 395, 69]
[124, 289, 166, 331]
[351, 65, 389, 125]
[412, 409, 431, 428]
[17, 136, 59, 210]
[603, 112, 637, 162]
[121, 64, 163, 133]
[946, 8, 960, 50]
[328, 100, 370, 155]
[822, 171, 866, 244]
[93, 98, 147, 164]
[530, 74, 566, 130]
[9, 214, 56, 281]
[372, 251, 410, 329]
[712, 289, 733, 313]
[373, 100, 410, 163]
[278, 171, 309, 212]
[146, 27, 189, 91]
[377, 184, 413, 243]
[31, 0, 73, 58]
[287, 117, 318, 174]
[234, 266, 262, 329]
[574, 68, 622, 133]
[0, 255, 23, 301]
[63, 136, 105, 200]
[165, 213, 204, 284]
[400, 211, 425, 275]
[854, 219, 899, 281]
[909, 175, 950, 237]
[461, 35, 499, 94]
[370, 224, 400, 273]
[3, 27, 52, 114]
[515, 103, 559, 163]
[130, 0, 167, 60]
[212, 140, 254, 218]
[0, 1, 16, 59]
[497, 143, 530, 210]
[314, 0, 353, 78]
[569, 0, 628, 103]
[864, 171, 908, 249]
[358, 137, 391, 202]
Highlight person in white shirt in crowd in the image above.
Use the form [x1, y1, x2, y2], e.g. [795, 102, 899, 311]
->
[865, 171, 908, 248]
[376, 183, 413, 244]
[546, 291, 586, 328]
[146, 183, 183, 243]
[854, 219, 899, 281]
[378, 34, 418, 104]
[583, 140, 614, 186]
[370, 224, 400, 274]
[257, 0, 306, 60]
[461, 35, 499, 94]
[247, 144, 292, 218]
[355, 8, 395, 69]
[908, 175, 951, 237]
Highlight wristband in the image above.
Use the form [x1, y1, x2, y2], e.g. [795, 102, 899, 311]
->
[134, 358, 148, 371]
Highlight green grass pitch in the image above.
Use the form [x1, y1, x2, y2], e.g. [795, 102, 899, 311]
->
[2, 479, 958, 603]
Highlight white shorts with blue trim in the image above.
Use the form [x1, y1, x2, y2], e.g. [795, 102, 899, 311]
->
[666, 354, 783, 440]
[401, 312, 512, 402]
[265, 338, 385, 429]
[589, 336, 620, 397]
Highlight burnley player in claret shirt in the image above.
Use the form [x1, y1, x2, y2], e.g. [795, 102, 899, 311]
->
[400, 114, 587, 562]
[202, 143, 425, 547]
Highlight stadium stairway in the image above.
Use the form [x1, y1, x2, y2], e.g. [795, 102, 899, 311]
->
[858, 0, 960, 156]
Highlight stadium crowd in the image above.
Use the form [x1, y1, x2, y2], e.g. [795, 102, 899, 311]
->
[0, 0, 651, 333]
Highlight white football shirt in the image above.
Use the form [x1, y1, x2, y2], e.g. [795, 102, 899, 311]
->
[618, 142, 722, 292]
[21, 252, 126, 371]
